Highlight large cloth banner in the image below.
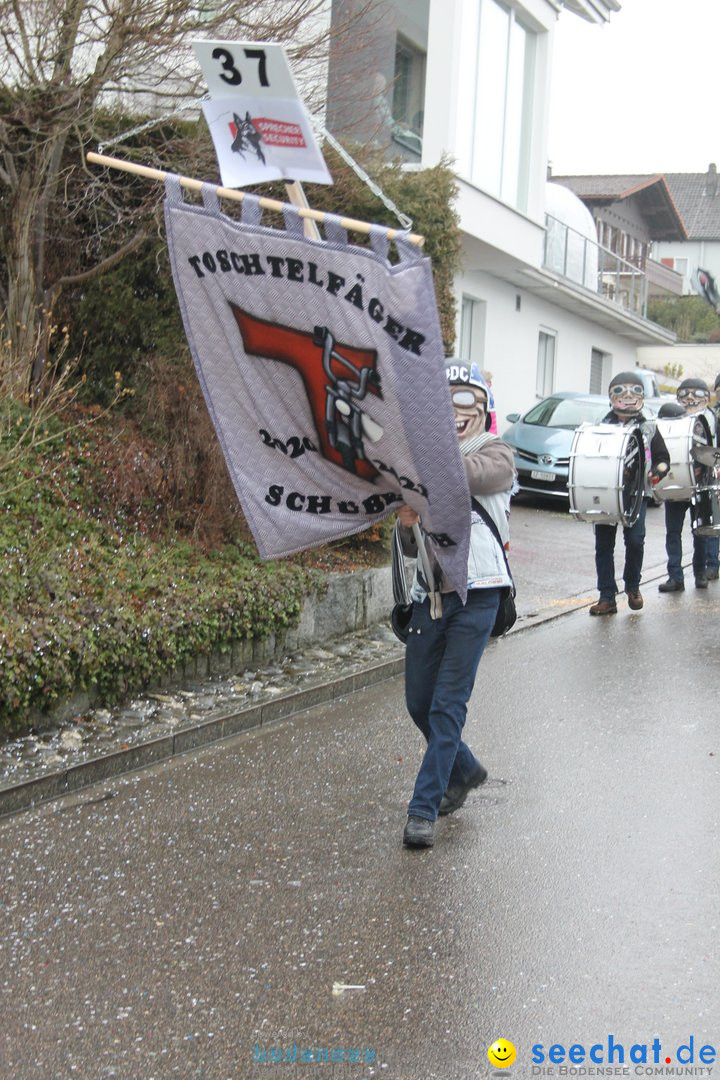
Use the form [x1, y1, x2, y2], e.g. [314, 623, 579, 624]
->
[164, 177, 471, 596]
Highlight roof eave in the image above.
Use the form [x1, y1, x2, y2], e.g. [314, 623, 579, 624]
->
[552, 175, 688, 240]
[556, 0, 622, 25]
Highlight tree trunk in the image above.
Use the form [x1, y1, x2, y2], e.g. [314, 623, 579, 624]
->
[1, 135, 68, 400]
[2, 175, 38, 396]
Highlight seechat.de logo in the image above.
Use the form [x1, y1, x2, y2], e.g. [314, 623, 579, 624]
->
[531, 1035, 717, 1074]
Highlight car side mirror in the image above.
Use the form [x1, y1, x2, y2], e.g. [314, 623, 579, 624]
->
[506, 412, 520, 423]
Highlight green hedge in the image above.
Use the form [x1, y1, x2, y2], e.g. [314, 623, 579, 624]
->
[0, 417, 322, 736]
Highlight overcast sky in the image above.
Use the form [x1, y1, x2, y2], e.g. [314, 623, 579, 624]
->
[548, 0, 719, 177]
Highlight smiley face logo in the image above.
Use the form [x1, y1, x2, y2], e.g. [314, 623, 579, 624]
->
[488, 1039, 516, 1068]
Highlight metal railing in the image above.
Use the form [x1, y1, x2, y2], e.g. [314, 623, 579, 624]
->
[544, 213, 648, 317]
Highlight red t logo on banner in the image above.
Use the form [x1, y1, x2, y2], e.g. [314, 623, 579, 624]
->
[230, 304, 383, 480]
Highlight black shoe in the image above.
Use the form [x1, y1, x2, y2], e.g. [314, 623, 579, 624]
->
[706, 568, 719, 580]
[658, 579, 684, 593]
[438, 763, 488, 816]
[403, 815, 435, 848]
[695, 575, 708, 589]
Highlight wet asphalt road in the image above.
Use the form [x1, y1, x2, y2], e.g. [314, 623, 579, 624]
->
[507, 497, 670, 615]
[1, 502, 718, 1080]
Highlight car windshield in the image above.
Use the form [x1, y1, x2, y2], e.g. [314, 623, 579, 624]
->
[523, 397, 606, 429]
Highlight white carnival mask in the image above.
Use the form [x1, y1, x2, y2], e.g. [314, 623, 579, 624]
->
[450, 386, 488, 441]
[609, 382, 644, 416]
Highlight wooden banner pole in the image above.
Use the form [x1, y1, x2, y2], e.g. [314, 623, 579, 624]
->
[284, 180, 322, 242]
[86, 152, 424, 247]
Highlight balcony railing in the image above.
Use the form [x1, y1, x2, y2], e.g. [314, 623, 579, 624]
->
[644, 258, 684, 296]
[544, 213, 648, 317]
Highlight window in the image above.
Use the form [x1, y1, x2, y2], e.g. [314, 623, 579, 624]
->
[590, 348, 609, 394]
[661, 256, 688, 276]
[459, 296, 487, 365]
[391, 37, 425, 156]
[458, 0, 536, 211]
[523, 396, 607, 429]
[536, 330, 556, 398]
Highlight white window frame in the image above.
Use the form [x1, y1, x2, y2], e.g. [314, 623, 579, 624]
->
[389, 34, 426, 158]
[392, 36, 426, 136]
[459, 295, 487, 367]
[536, 329, 556, 398]
[458, 0, 537, 212]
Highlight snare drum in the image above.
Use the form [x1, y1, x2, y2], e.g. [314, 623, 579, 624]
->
[569, 423, 645, 526]
[691, 486, 720, 535]
[653, 413, 712, 501]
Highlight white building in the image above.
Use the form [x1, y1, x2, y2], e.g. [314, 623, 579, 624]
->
[324, 0, 675, 419]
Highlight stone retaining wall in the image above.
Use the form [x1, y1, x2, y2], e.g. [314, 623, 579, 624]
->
[30, 565, 396, 729]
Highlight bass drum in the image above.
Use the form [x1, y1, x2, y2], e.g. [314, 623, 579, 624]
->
[653, 413, 712, 501]
[691, 486, 720, 535]
[569, 423, 645, 527]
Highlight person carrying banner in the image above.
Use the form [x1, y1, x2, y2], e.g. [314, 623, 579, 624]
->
[396, 362, 515, 850]
[589, 373, 670, 615]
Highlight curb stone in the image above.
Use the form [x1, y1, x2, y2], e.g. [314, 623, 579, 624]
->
[0, 656, 405, 818]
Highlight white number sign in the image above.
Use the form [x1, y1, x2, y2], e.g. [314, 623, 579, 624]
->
[192, 41, 297, 99]
[191, 40, 332, 189]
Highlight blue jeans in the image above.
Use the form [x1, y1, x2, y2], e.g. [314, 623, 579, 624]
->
[594, 500, 647, 603]
[664, 500, 707, 581]
[706, 535, 719, 572]
[405, 588, 500, 821]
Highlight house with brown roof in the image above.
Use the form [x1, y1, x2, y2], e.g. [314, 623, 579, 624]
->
[551, 165, 720, 305]
[549, 172, 688, 298]
[652, 164, 720, 296]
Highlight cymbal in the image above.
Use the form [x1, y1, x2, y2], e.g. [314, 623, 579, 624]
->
[691, 444, 720, 467]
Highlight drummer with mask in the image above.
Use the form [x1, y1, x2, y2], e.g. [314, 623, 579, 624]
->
[658, 377, 717, 592]
[589, 372, 670, 615]
[708, 374, 720, 579]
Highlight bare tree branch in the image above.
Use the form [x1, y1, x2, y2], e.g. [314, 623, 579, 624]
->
[0, 0, 386, 397]
[49, 227, 148, 295]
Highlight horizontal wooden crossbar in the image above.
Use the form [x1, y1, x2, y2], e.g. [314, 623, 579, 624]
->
[85, 152, 425, 247]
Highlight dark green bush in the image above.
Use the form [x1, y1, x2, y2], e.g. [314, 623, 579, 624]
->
[0, 418, 322, 735]
[647, 295, 720, 343]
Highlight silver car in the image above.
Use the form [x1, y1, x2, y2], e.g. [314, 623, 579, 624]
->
[502, 392, 660, 500]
